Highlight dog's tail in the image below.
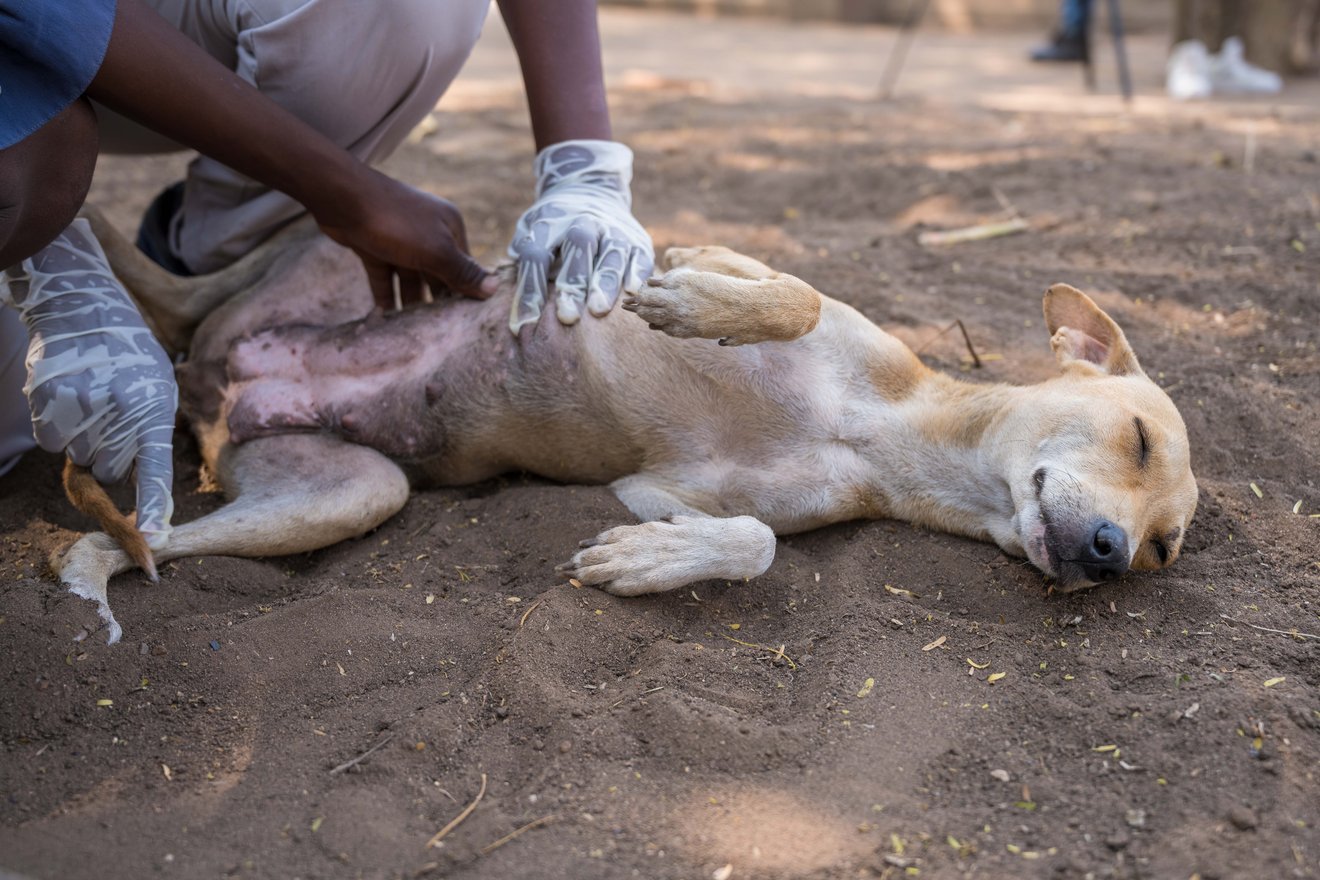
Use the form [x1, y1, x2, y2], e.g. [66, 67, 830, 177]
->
[62, 461, 159, 581]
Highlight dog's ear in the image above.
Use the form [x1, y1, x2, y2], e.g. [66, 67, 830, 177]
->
[1043, 284, 1143, 377]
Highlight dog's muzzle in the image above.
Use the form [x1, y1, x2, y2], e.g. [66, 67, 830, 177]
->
[1074, 519, 1129, 583]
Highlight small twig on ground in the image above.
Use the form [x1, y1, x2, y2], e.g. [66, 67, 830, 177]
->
[721, 633, 798, 669]
[914, 320, 957, 355]
[479, 814, 556, 856]
[955, 319, 982, 368]
[914, 319, 982, 368]
[1220, 614, 1320, 641]
[990, 185, 1020, 219]
[610, 685, 666, 709]
[426, 773, 488, 849]
[329, 732, 395, 776]
[917, 217, 1029, 247]
[519, 600, 543, 628]
[1243, 123, 1257, 176]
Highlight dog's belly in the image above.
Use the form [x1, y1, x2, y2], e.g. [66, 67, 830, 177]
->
[215, 291, 649, 485]
[222, 316, 455, 459]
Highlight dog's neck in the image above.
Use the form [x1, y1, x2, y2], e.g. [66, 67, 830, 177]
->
[869, 373, 1033, 552]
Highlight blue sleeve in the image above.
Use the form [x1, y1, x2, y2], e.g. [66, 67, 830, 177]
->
[0, 0, 118, 149]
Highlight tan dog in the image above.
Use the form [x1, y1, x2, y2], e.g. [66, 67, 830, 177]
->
[57, 211, 1198, 643]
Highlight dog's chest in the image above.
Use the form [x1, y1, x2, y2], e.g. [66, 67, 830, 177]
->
[687, 366, 900, 531]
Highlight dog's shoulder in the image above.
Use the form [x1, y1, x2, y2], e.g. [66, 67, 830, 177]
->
[813, 297, 930, 403]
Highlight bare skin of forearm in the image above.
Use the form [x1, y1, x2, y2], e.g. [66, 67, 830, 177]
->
[86, 0, 364, 227]
[498, 0, 612, 150]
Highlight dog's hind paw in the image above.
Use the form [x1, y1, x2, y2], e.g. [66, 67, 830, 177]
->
[64, 581, 123, 646]
[557, 516, 776, 597]
[52, 532, 132, 644]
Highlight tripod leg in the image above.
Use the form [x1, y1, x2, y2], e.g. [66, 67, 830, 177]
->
[1105, 0, 1135, 102]
[880, 0, 933, 99]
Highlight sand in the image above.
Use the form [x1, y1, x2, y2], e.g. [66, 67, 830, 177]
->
[3, 12, 1319, 879]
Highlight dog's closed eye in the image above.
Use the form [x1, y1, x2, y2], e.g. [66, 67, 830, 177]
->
[1134, 417, 1150, 468]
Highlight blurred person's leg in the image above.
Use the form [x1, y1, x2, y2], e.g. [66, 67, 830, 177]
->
[1060, 0, 1092, 40]
[1209, 0, 1283, 93]
[1174, 0, 1254, 54]
[1030, 0, 1092, 62]
[1171, 0, 1283, 97]
[1173, 0, 1202, 46]
[1169, 0, 1212, 100]
[100, 0, 490, 274]
[1293, 0, 1320, 71]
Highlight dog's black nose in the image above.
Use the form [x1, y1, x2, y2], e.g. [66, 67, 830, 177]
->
[1080, 520, 1129, 582]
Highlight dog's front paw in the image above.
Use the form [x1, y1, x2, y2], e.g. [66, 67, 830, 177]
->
[621, 274, 712, 341]
[556, 516, 776, 597]
[557, 520, 689, 596]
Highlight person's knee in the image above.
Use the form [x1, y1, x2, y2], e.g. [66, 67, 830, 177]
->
[334, 0, 486, 64]
[0, 98, 99, 268]
[235, 0, 486, 146]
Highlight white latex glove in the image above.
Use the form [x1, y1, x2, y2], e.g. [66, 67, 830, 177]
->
[1, 219, 177, 548]
[508, 139, 654, 333]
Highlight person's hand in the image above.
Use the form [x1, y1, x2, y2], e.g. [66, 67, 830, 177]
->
[313, 169, 499, 311]
[1, 220, 177, 549]
[508, 140, 654, 333]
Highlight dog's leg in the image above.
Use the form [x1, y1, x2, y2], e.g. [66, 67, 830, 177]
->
[622, 246, 821, 346]
[53, 435, 409, 643]
[557, 474, 777, 597]
[78, 204, 321, 354]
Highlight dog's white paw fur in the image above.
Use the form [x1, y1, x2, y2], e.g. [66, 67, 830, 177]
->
[559, 515, 776, 597]
[623, 272, 711, 341]
[51, 532, 128, 644]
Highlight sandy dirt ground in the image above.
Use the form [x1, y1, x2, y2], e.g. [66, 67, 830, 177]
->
[3, 9, 1319, 880]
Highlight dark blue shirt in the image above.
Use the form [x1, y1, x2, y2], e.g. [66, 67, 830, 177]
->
[1, 0, 117, 149]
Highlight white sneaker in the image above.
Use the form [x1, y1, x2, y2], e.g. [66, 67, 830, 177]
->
[1210, 36, 1283, 95]
[1167, 40, 1213, 100]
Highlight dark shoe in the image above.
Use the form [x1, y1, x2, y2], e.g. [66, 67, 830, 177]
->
[135, 181, 194, 276]
[1030, 32, 1088, 63]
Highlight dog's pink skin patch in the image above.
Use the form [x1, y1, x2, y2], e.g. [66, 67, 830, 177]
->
[223, 304, 509, 460]
[216, 282, 636, 485]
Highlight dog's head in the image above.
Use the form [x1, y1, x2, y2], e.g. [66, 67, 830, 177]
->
[1006, 285, 1197, 592]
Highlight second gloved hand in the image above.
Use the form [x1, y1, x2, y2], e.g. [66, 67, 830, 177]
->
[1, 219, 177, 549]
[508, 140, 654, 333]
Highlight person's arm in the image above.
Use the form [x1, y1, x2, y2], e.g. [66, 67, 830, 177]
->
[498, 0, 612, 150]
[497, 0, 654, 333]
[87, 0, 497, 307]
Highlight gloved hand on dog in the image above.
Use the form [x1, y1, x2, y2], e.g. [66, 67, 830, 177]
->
[508, 140, 654, 333]
[1, 219, 177, 549]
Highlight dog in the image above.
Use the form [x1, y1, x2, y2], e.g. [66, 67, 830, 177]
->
[56, 209, 1198, 643]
